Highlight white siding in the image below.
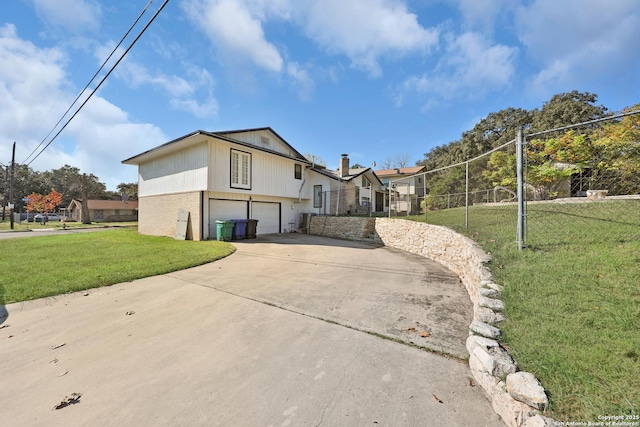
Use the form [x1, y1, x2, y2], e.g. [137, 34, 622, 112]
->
[222, 129, 297, 157]
[208, 139, 306, 198]
[138, 143, 208, 196]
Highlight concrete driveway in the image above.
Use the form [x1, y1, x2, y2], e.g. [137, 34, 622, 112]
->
[0, 234, 503, 427]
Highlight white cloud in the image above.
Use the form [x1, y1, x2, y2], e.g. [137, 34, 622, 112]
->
[182, 0, 439, 79]
[32, 0, 102, 33]
[0, 23, 165, 190]
[515, 0, 640, 94]
[286, 62, 315, 101]
[397, 32, 517, 107]
[94, 43, 219, 119]
[451, 0, 513, 33]
[298, 0, 439, 76]
[181, 0, 284, 72]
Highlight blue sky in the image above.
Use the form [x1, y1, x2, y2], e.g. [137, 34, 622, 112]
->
[1, 0, 639, 190]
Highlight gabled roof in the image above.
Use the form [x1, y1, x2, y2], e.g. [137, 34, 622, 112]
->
[68, 199, 138, 211]
[375, 166, 426, 177]
[313, 167, 384, 186]
[122, 127, 309, 165]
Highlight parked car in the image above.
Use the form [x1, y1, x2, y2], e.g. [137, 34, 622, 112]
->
[34, 213, 63, 222]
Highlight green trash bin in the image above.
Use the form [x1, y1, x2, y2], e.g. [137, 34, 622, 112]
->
[215, 220, 234, 241]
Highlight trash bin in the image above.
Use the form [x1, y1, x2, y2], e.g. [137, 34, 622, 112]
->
[230, 219, 248, 240]
[247, 219, 258, 238]
[215, 220, 234, 241]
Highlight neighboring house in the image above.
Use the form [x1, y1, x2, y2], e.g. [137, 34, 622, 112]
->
[375, 166, 426, 214]
[67, 199, 139, 223]
[319, 154, 386, 215]
[122, 127, 334, 240]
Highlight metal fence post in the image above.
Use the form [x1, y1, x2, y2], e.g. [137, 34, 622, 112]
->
[465, 161, 469, 229]
[516, 129, 525, 250]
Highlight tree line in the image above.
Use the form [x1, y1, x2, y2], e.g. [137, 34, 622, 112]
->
[417, 91, 640, 206]
[2, 163, 137, 214]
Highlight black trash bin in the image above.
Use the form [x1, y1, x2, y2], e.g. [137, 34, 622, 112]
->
[247, 219, 258, 238]
[230, 219, 248, 240]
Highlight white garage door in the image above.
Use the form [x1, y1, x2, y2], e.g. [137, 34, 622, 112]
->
[209, 199, 248, 239]
[251, 202, 281, 234]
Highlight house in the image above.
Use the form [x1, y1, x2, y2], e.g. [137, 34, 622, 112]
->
[122, 127, 335, 240]
[325, 154, 386, 215]
[67, 199, 138, 223]
[375, 166, 426, 214]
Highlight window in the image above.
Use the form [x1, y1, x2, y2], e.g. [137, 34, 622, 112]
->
[362, 176, 369, 187]
[231, 149, 251, 189]
[314, 185, 323, 208]
[295, 164, 302, 180]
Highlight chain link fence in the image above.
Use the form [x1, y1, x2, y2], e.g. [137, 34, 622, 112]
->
[388, 110, 640, 250]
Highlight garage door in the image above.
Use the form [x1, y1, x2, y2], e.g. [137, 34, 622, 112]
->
[251, 202, 281, 234]
[209, 199, 248, 239]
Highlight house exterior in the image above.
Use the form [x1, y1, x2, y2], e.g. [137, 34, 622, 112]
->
[318, 154, 386, 215]
[375, 166, 426, 214]
[67, 199, 138, 223]
[122, 127, 335, 240]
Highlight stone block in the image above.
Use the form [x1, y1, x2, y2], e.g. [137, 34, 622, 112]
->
[479, 296, 505, 312]
[468, 356, 500, 394]
[466, 334, 499, 355]
[480, 287, 500, 298]
[488, 346, 517, 377]
[472, 346, 496, 374]
[491, 382, 535, 427]
[506, 372, 548, 411]
[474, 304, 505, 325]
[522, 414, 557, 427]
[470, 320, 501, 339]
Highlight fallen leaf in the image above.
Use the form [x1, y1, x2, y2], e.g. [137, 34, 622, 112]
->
[50, 358, 59, 364]
[125, 311, 135, 316]
[432, 394, 443, 403]
[50, 343, 66, 350]
[59, 371, 69, 377]
[418, 330, 431, 337]
[0, 324, 9, 330]
[53, 393, 82, 410]
[467, 376, 475, 387]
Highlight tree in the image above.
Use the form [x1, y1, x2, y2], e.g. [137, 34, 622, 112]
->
[117, 182, 138, 200]
[530, 91, 608, 133]
[379, 154, 412, 169]
[304, 154, 326, 167]
[25, 189, 63, 213]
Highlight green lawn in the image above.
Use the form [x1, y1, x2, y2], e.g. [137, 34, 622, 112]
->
[408, 199, 640, 421]
[0, 227, 235, 303]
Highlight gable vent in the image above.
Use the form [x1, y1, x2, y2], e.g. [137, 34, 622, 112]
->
[260, 136, 270, 146]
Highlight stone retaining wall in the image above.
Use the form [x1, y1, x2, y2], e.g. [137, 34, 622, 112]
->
[309, 216, 556, 427]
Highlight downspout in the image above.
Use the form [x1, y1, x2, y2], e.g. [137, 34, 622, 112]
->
[298, 166, 308, 201]
[336, 176, 341, 216]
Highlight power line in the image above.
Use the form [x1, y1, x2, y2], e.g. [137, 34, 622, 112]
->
[23, 0, 156, 165]
[25, 0, 170, 166]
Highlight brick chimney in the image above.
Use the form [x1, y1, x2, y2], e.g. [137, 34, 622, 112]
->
[339, 154, 350, 178]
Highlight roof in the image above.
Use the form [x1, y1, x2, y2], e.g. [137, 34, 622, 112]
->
[313, 167, 384, 186]
[122, 127, 309, 165]
[375, 166, 426, 177]
[68, 199, 138, 211]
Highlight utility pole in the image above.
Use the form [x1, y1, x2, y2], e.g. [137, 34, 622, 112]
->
[2, 164, 7, 221]
[9, 142, 15, 229]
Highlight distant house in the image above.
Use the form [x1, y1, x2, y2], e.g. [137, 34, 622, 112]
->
[122, 127, 336, 240]
[67, 199, 138, 223]
[375, 166, 426, 214]
[319, 154, 386, 215]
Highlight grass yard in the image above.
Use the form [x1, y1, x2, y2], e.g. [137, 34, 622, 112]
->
[408, 199, 640, 421]
[0, 227, 235, 304]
